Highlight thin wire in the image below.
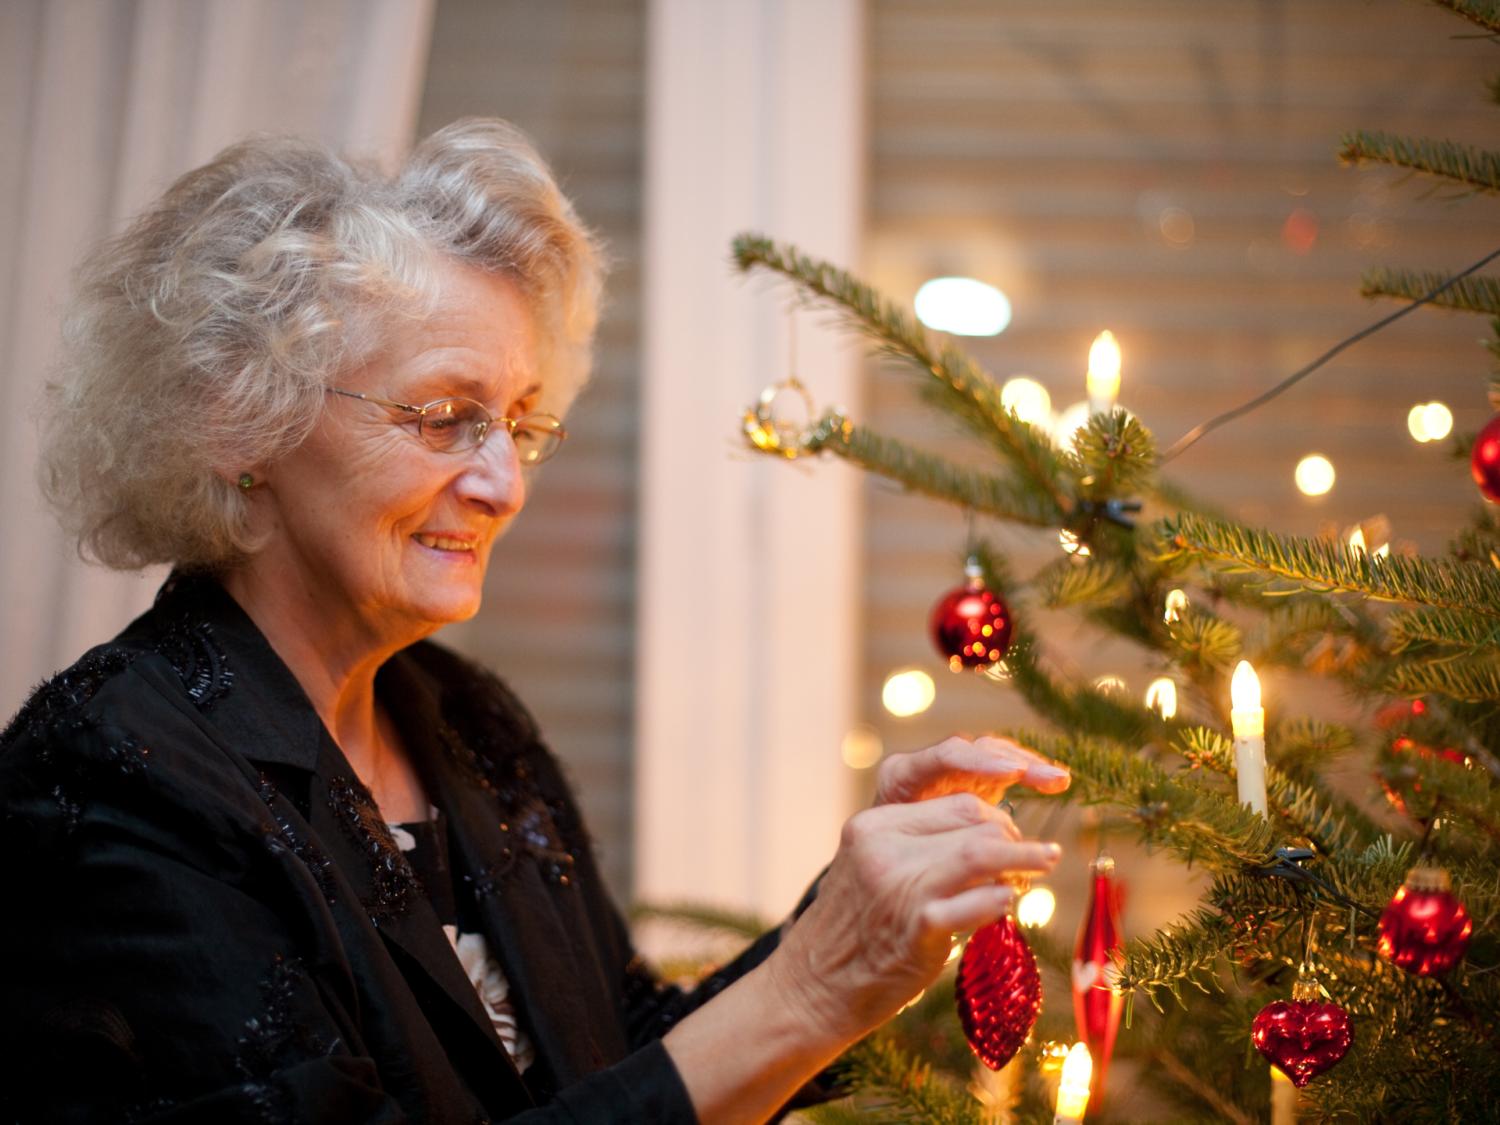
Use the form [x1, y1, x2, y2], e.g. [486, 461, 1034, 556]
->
[1159, 244, 1500, 464]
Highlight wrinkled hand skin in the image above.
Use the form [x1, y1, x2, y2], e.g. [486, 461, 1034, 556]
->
[769, 736, 1069, 1043]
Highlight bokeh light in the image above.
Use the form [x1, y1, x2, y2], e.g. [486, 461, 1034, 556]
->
[881, 668, 936, 717]
[1001, 376, 1052, 426]
[1295, 454, 1336, 497]
[1408, 401, 1453, 443]
[914, 277, 1012, 336]
[1017, 885, 1057, 928]
[1145, 677, 1178, 720]
[840, 724, 884, 770]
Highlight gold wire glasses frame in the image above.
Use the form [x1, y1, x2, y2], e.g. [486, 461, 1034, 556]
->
[325, 387, 567, 464]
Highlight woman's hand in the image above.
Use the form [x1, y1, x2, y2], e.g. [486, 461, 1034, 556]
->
[664, 735, 1067, 1122]
[767, 736, 1069, 1043]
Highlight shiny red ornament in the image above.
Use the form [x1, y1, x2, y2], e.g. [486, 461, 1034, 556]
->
[1251, 971, 1353, 1088]
[956, 911, 1041, 1070]
[1377, 866, 1472, 976]
[931, 559, 1013, 673]
[1472, 413, 1500, 502]
[1073, 855, 1124, 1111]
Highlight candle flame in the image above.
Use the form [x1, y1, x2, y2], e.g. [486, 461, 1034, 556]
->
[1348, 527, 1367, 555]
[1086, 331, 1121, 405]
[1231, 660, 1261, 711]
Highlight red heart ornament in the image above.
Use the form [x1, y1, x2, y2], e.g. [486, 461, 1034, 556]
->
[1251, 994, 1353, 1087]
[956, 913, 1042, 1070]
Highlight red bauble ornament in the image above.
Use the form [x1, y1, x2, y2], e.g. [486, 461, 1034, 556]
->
[931, 558, 1014, 673]
[1251, 971, 1353, 1088]
[1377, 866, 1472, 976]
[1072, 855, 1124, 1111]
[1472, 413, 1500, 503]
[956, 911, 1042, 1070]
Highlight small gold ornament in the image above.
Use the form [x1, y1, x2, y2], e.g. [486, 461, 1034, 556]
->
[743, 375, 816, 459]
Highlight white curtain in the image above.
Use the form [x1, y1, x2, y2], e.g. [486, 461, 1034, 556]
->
[0, 0, 435, 719]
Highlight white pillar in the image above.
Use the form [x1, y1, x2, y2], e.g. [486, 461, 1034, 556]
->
[637, 0, 865, 919]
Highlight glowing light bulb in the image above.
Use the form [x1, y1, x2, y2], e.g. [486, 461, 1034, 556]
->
[1086, 330, 1122, 413]
[840, 724, 884, 770]
[881, 669, 936, 718]
[1093, 674, 1127, 696]
[1164, 588, 1188, 624]
[1054, 1043, 1094, 1121]
[914, 277, 1012, 336]
[1017, 886, 1056, 927]
[1001, 376, 1052, 425]
[1295, 454, 1335, 497]
[1145, 677, 1178, 720]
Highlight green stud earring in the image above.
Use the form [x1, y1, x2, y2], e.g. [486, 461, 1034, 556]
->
[237, 473, 254, 491]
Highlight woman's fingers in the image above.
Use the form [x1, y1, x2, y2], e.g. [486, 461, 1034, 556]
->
[922, 882, 1016, 935]
[873, 735, 1070, 806]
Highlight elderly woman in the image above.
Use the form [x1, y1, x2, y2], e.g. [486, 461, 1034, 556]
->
[0, 119, 1068, 1123]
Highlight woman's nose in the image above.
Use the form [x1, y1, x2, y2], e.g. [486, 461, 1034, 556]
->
[457, 429, 526, 515]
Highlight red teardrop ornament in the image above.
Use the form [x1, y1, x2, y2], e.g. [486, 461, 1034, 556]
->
[956, 912, 1042, 1070]
[931, 559, 1013, 673]
[1251, 972, 1353, 1088]
[1377, 866, 1472, 976]
[1072, 856, 1124, 1110]
[1471, 413, 1500, 503]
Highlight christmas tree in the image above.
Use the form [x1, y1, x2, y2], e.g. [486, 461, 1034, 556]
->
[728, 2, 1500, 1120]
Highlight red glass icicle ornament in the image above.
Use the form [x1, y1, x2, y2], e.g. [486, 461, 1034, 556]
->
[1377, 866, 1472, 976]
[1471, 413, 1500, 503]
[956, 909, 1042, 1070]
[1072, 855, 1124, 1111]
[1251, 966, 1353, 1087]
[930, 557, 1014, 673]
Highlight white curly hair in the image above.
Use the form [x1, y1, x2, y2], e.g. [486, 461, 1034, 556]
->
[39, 118, 604, 571]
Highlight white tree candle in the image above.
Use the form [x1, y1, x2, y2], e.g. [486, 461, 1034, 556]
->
[1231, 660, 1267, 816]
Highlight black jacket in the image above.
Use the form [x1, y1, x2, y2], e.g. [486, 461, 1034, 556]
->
[0, 574, 796, 1123]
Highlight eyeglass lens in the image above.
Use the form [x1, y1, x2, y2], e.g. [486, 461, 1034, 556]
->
[419, 398, 564, 464]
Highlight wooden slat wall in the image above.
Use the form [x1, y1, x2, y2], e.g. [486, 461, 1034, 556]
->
[862, 0, 1497, 754]
[415, 0, 644, 897]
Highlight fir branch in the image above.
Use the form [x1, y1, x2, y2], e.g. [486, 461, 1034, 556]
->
[1270, 717, 1360, 767]
[732, 234, 1075, 509]
[1163, 512, 1500, 618]
[1117, 910, 1236, 999]
[1172, 728, 1375, 854]
[1431, 0, 1500, 33]
[1003, 634, 1156, 745]
[1386, 604, 1500, 654]
[1338, 130, 1500, 192]
[1073, 409, 1159, 501]
[1020, 730, 1281, 869]
[802, 416, 1065, 526]
[1146, 1045, 1257, 1125]
[1163, 608, 1244, 674]
[818, 1037, 981, 1125]
[1387, 653, 1500, 702]
[1361, 266, 1500, 316]
[1032, 555, 1133, 609]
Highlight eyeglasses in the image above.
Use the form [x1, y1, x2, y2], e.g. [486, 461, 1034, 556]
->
[325, 387, 566, 465]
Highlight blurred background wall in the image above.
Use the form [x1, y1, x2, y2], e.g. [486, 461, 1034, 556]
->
[2, 2, 1493, 940]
